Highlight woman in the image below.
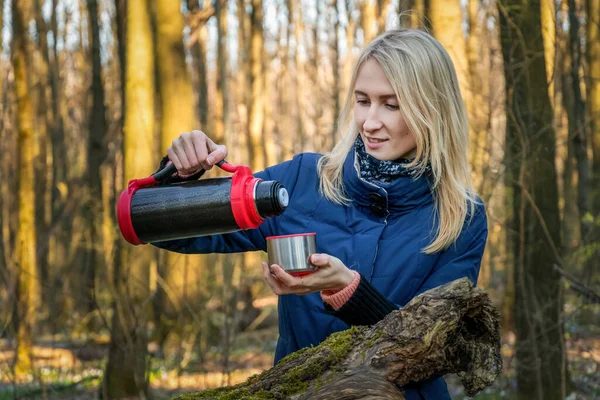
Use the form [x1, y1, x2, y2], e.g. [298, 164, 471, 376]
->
[154, 29, 487, 399]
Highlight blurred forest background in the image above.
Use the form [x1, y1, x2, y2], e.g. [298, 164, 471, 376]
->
[0, 0, 599, 398]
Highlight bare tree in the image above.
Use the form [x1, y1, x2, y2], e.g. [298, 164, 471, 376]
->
[248, 0, 267, 170]
[11, 0, 40, 376]
[103, 0, 155, 397]
[498, 0, 566, 397]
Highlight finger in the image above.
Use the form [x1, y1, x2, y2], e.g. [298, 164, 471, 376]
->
[309, 253, 331, 267]
[271, 265, 304, 289]
[172, 137, 192, 171]
[167, 146, 184, 172]
[191, 131, 211, 170]
[181, 132, 201, 170]
[263, 262, 287, 295]
[205, 138, 228, 165]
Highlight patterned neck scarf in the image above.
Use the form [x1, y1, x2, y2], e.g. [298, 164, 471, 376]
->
[354, 136, 429, 185]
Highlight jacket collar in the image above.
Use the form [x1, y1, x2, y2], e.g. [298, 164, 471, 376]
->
[342, 147, 434, 216]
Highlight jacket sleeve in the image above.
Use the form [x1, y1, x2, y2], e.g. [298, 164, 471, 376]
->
[326, 201, 488, 326]
[151, 154, 306, 255]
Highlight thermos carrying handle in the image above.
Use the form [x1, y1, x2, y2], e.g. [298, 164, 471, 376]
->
[149, 157, 263, 230]
[152, 159, 231, 182]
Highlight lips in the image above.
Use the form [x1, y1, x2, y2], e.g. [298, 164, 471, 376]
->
[364, 135, 388, 150]
[365, 136, 388, 143]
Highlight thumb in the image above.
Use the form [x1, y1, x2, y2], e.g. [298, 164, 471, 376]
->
[310, 253, 330, 266]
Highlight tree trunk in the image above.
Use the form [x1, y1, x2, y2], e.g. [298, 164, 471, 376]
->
[214, 0, 229, 144]
[248, 0, 266, 170]
[541, 0, 556, 103]
[586, 0, 600, 286]
[377, 0, 390, 33]
[289, 0, 306, 154]
[103, 0, 155, 397]
[187, 0, 211, 130]
[466, 0, 493, 196]
[153, 0, 197, 350]
[428, 0, 472, 169]
[85, 0, 107, 323]
[12, 0, 39, 376]
[564, 0, 591, 246]
[331, 0, 341, 143]
[311, 0, 322, 150]
[498, 0, 566, 397]
[174, 278, 502, 400]
[359, 0, 377, 43]
[32, 0, 53, 318]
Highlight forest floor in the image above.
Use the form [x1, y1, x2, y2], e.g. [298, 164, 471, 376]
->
[0, 320, 598, 399]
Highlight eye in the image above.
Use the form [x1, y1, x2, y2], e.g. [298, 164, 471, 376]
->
[356, 98, 370, 105]
[385, 104, 400, 110]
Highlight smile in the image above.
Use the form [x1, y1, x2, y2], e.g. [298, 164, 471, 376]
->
[366, 137, 388, 143]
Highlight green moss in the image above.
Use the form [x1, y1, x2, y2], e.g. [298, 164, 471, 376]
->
[175, 327, 365, 400]
[175, 387, 274, 400]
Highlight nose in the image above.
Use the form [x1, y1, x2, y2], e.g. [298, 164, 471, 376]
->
[362, 106, 383, 133]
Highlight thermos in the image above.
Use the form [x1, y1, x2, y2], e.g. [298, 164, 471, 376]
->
[117, 160, 289, 245]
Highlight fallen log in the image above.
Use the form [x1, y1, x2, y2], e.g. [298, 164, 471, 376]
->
[175, 277, 502, 400]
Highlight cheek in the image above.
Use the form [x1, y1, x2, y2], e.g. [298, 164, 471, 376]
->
[388, 115, 410, 137]
[354, 105, 366, 126]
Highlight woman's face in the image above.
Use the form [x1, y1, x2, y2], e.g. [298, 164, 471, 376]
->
[353, 59, 417, 161]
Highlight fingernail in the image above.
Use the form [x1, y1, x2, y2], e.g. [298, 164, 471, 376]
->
[311, 254, 321, 263]
[206, 156, 213, 165]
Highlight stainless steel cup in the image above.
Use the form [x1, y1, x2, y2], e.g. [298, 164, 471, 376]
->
[266, 233, 317, 276]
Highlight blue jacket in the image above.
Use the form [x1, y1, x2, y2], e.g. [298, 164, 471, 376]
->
[154, 148, 488, 399]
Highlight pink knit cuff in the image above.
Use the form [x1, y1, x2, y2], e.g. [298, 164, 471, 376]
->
[166, 160, 203, 178]
[321, 271, 361, 310]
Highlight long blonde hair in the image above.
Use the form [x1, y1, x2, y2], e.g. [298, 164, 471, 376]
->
[317, 29, 478, 254]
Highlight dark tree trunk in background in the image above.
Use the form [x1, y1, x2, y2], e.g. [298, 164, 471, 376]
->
[498, 0, 566, 398]
[85, 0, 107, 322]
[564, 0, 591, 245]
[115, 0, 127, 126]
[586, 0, 600, 286]
[187, 0, 211, 129]
[215, 0, 229, 143]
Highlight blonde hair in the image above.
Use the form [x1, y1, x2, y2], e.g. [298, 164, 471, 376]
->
[317, 29, 478, 254]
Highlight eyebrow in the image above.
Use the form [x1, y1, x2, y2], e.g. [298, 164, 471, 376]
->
[354, 90, 397, 100]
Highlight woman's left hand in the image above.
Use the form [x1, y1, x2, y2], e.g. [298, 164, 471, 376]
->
[262, 253, 355, 296]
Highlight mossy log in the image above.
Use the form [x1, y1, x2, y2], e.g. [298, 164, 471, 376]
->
[175, 278, 502, 400]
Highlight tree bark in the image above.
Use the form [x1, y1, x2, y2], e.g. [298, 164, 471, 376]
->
[563, 0, 591, 246]
[153, 0, 197, 351]
[187, 0, 211, 130]
[248, 0, 266, 170]
[103, 0, 155, 397]
[586, 0, 600, 286]
[428, 0, 472, 169]
[214, 0, 229, 144]
[377, 0, 390, 33]
[85, 0, 107, 322]
[174, 278, 502, 400]
[498, 0, 566, 397]
[359, 0, 377, 43]
[331, 0, 341, 144]
[289, 0, 306, 154]
[32, 0, 53, 317]
[12, 0, 39, 376]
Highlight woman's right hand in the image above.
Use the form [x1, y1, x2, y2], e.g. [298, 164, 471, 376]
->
[167, 130, 228, 175]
